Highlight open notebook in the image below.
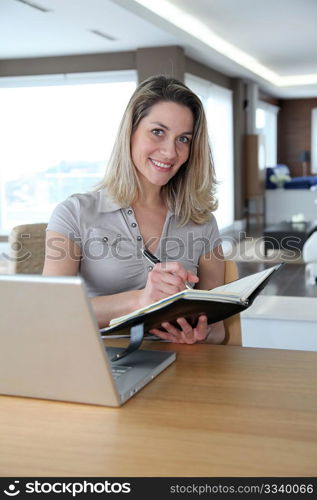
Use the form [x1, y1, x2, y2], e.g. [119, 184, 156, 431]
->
[101, 264, 283, 337]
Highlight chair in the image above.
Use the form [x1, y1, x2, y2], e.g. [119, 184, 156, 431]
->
[222, 260, 242, 346]
[8, 223, 47, 274]
[302, 231, 317, 285]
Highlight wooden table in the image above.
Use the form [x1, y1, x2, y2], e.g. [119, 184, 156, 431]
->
[1, 342, 317, 477]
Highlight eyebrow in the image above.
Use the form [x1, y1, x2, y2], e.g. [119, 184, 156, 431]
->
[150, 121, 193, 135]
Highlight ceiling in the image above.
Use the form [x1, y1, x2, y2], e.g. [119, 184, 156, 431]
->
[1, 0, 317, 98]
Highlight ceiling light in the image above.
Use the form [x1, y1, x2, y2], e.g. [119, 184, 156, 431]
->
[134, 0, 317, 88]
[279, 74, 317, 87]
[15, 0, 52, 13]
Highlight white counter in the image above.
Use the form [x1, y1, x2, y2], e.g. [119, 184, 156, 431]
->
[241, 295, 317, 351]
[265, 189, 317, 224]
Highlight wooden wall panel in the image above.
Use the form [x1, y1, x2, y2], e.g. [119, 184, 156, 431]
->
[245, 134, 265, 198]
[258, 91, 279, 106]
[0, 52, 136, 76]
[278, 98, 317, 176]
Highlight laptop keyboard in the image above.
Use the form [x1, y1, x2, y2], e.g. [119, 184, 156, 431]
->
[111, 365, 131, 379]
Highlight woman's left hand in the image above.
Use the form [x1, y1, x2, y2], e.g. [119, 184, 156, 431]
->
[149, 315, 210, 344]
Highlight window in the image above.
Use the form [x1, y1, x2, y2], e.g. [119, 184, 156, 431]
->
[256, 101, 279, 167]
[185, 74, 234, 231]
[0, 71, 137, 234]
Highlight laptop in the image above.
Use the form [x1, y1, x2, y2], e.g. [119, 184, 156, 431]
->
[0, 274, 176, 406]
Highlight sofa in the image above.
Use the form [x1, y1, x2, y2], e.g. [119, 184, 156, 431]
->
[265, 165, 317, 223]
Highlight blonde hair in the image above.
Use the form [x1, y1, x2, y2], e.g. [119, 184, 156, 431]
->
[97, 75, 218, 225]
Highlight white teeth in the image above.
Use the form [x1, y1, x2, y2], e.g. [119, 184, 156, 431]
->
[151, 159, 171, 169]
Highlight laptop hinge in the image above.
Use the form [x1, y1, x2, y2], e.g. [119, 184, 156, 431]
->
[111, 322, 144, 362]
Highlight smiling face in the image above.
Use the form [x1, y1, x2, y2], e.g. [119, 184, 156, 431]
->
[131, 100, 194, 190]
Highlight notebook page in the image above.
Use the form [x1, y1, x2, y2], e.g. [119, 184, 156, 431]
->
[208, 266, 277, 300]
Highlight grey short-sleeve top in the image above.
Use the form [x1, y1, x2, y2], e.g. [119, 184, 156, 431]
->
[47, 189, 221, 296]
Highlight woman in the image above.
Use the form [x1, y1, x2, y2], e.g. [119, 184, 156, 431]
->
[43, 75, 225, 344]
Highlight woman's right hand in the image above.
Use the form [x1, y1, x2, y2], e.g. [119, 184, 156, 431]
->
[137, 262, 199, 309]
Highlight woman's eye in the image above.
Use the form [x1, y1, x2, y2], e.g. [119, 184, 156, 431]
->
[152, 129, 164, 136]
[178, 136, 190, 144]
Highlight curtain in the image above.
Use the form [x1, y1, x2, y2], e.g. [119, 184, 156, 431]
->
[256, 101, 279, 167]
[185, 74, 234, 231]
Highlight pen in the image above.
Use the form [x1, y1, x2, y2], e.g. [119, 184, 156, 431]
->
[142, 248, 193, 289]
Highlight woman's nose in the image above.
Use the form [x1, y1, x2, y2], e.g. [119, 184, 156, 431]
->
[160, 138, 177, 159]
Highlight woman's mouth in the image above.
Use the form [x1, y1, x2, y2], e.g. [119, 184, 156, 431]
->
[150, 158, 173, 170]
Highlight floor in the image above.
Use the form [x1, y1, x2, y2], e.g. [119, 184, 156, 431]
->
[237, 261, 317, 298]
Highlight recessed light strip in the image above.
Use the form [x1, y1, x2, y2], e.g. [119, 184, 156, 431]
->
[15, 0, 52, 13]
[89, 29, 117, 41]
[134, 0, 317, 87]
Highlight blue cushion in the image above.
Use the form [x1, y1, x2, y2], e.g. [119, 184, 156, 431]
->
[266, 167, 277, 189]
[284, 177, 317, 189]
